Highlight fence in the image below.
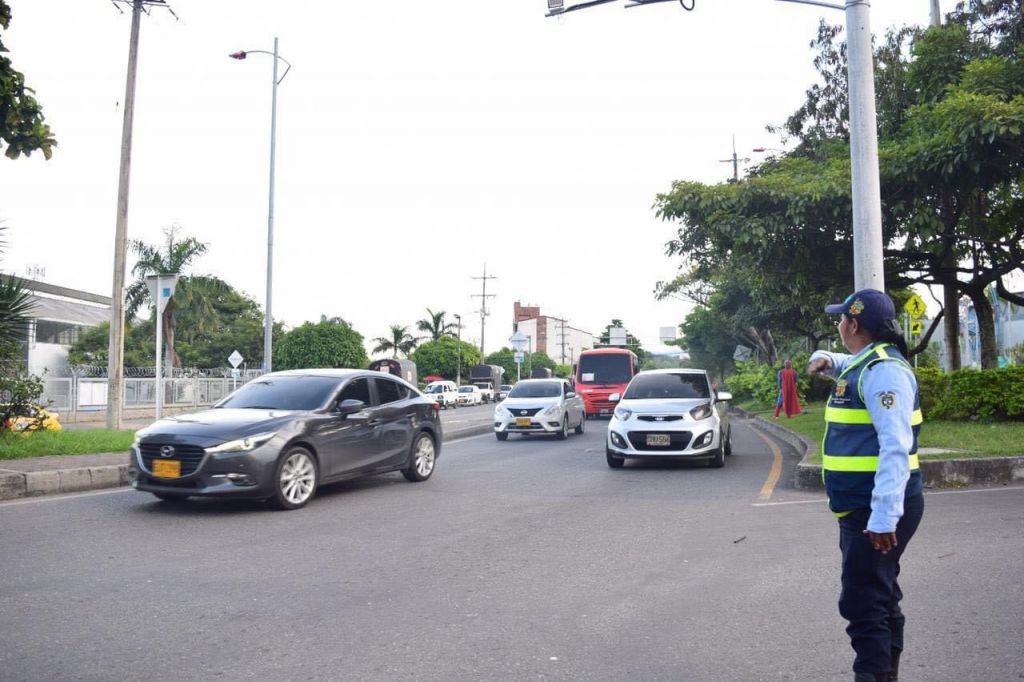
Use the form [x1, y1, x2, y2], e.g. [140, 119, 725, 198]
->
[36, 366, 265, 416]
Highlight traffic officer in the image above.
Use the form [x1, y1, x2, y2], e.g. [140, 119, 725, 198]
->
[807, 289, 925, 682]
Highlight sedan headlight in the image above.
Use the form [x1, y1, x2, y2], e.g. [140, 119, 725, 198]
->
[541, 403, 562, 417]
[132, 430, 147, 448]
[205, 432, 277, 455]
[613, 406, 632, 421]
[689, 403, 713, 421]
[495, 406, 511, 418]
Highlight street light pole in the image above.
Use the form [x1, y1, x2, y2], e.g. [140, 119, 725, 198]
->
[230, 39, 292, 374]
[454, 313, 462, 385]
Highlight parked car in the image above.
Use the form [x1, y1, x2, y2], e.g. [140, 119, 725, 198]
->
[129, 369, 442, 510]
[497, 384, 513, 401]
[1, 404, 62, 433]
[605, 369, 732, 469]
[424, 380, 459, 409]
[493, 378, 585, 441]
[457, 385, 483, 406]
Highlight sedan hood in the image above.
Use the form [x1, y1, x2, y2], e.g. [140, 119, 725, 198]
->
[501, 396, 561, 410]
[138, 408, 297, 439]
[619, 398, 708, 415]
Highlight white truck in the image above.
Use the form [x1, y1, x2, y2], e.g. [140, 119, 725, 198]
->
[469, 364, 505, 403]
[472, 382, 495, 403]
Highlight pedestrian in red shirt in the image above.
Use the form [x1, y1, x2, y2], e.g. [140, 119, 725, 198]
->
[774, 359, 802, 419]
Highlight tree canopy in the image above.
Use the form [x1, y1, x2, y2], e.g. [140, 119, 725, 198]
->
[0, 1, 55, 160]
[274, 318, 368, 371]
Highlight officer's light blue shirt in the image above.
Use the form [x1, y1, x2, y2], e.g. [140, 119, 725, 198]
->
[810, 345, 917, 533]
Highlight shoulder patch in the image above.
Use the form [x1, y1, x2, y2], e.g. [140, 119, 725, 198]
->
[879, 391, 896, 409]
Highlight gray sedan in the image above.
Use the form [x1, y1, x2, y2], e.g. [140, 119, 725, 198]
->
[130, 369, 442, 510]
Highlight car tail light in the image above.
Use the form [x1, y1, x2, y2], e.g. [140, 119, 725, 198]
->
[430, 402, 440, 414]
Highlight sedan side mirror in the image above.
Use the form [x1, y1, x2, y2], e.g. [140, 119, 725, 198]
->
[715, 391, 733, 402]
[565, 392, 576, 399]
[608, 393, 620, 403]
[336, 398, 367, 415]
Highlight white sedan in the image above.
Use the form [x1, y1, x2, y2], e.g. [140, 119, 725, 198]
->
[457, 385, 483, 406]
[605, 369, 732, 468]
[493, 378, 585, 441]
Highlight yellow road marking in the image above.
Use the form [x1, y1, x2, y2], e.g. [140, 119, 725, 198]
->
[751, 427, 783, 500]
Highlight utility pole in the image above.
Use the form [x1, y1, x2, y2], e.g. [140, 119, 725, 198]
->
[718, 135, 750, 183]
[929, 0, 941, 27]
[557, 318, 569, 366]
[471, 265, 497, 361]
[105, 0, 172, 429]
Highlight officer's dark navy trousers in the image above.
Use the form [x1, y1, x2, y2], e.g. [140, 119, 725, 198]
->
[837, 494, 925, 674]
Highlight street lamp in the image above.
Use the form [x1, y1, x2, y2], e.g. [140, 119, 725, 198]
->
[454, 313, 462, 385]
[229, 38, 292, 373]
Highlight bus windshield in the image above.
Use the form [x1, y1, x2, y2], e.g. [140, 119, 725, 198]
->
[577, 354, 632, 385]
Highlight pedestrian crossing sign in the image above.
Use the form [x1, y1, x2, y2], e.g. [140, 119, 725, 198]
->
[904, 293, 926, 319]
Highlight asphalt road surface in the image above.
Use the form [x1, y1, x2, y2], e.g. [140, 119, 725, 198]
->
[1, 416, 1021, 681]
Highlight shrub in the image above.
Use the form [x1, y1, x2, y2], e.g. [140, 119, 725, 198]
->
[925, 365, 1024, 421]
[0, 362, 48, 432]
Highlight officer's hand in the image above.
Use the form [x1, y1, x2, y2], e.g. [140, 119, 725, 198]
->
[807, 357, 832, 375]
[863, 530, 897, 554]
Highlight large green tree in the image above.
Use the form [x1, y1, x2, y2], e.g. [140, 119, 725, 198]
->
[126, 226, 235, 370]
[0, 1, 55, 160]
[485, 347, 527, 383]
[274, 318, 368, 370]
[413, 336, 480, 381]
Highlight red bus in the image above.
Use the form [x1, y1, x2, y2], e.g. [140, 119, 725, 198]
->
[574, 348, 639, 418]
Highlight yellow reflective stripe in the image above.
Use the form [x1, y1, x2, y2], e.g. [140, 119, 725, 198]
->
[825, 407, 924, 425]
[822, 454, 920, 471]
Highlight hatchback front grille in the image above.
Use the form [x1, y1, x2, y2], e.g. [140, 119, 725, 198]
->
[140, 443, 207, 476]
[637, 415, 684, 422]
[627, 430, 692, 451]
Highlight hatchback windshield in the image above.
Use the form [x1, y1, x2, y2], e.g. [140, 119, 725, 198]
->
[623, 373, 710, 400]
[508, 381, 561, 398]
[217, 375, 341, 410]
[425, 385, 445, 394]
[458, 387, 474, 393]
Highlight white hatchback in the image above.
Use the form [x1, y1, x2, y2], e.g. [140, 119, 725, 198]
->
[605, 369, 732, 468]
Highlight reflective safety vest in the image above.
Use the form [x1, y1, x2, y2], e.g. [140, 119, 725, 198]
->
[823, 343, 923, 514]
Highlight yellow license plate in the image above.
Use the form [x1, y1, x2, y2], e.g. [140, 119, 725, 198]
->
[516, 417, 531, 427]
[646, 434, 671, 446]
[152, 459, 181, 478]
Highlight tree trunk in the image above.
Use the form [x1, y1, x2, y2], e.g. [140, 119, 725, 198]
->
[965, 286, 999, 369]
[941, 274, 962, 371]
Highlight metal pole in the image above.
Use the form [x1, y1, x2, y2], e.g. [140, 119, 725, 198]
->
[106, 0, 142, 430]
[264, 36, 279, 374]
[846, 0, 885, 291]
[929, 0, 941, 26]
[155, 275, 163, 420]
[455, 315, 462, 385]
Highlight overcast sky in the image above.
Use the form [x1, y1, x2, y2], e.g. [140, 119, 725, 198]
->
[0, 0, 950, 359]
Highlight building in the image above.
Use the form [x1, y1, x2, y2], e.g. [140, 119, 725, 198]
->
[512, 301, 594, 366]
[17, 279, 111, 376]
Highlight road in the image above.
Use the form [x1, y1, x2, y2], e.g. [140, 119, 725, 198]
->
[1, 416, 1021, 681]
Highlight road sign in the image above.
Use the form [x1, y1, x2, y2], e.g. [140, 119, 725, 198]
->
[228, 350, 244, 368]
[910, 320, 924, 335]
[514, 352, 525, 363]
[904, 293, 927, 319]
[510, 332, 529, 352]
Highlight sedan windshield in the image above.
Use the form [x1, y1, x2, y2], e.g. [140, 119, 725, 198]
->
[217, 375, 341, 411]
[624, 374, 710, 400]
[458, 387, 474, 393]
[508, 381, 561, 398]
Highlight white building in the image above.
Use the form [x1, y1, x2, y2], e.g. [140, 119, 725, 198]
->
[512, 301, 594, 366]
[16, 279, 111, 376]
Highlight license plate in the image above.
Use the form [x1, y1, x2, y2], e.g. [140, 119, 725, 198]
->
[646, 434, 671, 447]
[516, 417, 531, 427]
[599, 409, 610, 415]
[152, 459, 181, 478]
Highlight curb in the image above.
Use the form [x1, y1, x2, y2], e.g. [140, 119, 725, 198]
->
[0, 423, 497, 502]
[734, 407, 1024, 490]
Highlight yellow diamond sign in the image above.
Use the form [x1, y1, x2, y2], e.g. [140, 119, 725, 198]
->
[910, 320, 924, 335]
[904, 293, 927, 319]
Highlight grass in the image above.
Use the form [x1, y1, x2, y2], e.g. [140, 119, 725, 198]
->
[736, 400, 1024, 462]
[0, 429, 135, 460]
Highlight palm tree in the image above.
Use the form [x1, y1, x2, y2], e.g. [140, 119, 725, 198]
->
[0, 225, 34, 363]
[372, 325, 420, 358]
[125, 225, 232, 370]
[416, 308, 457, 341]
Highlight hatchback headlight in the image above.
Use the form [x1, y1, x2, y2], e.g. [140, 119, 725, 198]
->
[614, 406, 632, 421]
[689, 403, 713, 420]
[205, 432, 277, 455]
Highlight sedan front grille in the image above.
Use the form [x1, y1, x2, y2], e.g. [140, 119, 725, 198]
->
[509, 408, 542, 417]
[140, 443, 207, 476]
[627, 430, 693, 452]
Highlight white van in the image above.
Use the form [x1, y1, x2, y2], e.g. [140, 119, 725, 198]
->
[424, 380, 459, 409]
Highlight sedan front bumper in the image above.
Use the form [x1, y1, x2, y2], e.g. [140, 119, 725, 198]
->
[129, 442, 279, 499]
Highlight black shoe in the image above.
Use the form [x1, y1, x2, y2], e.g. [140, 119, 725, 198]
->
[888, 648, 901, 681]
[854, 673, 886, 682]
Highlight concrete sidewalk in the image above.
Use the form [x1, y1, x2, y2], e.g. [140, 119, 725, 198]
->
[0, 421, 495, 501]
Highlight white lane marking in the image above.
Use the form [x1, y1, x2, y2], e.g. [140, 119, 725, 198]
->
[753, 485, 1024, 507]
[444, 433, 492, 446]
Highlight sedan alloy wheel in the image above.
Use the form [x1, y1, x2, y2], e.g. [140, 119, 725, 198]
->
[271, 447, 318, 510]
[403, 433, 436, 482]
